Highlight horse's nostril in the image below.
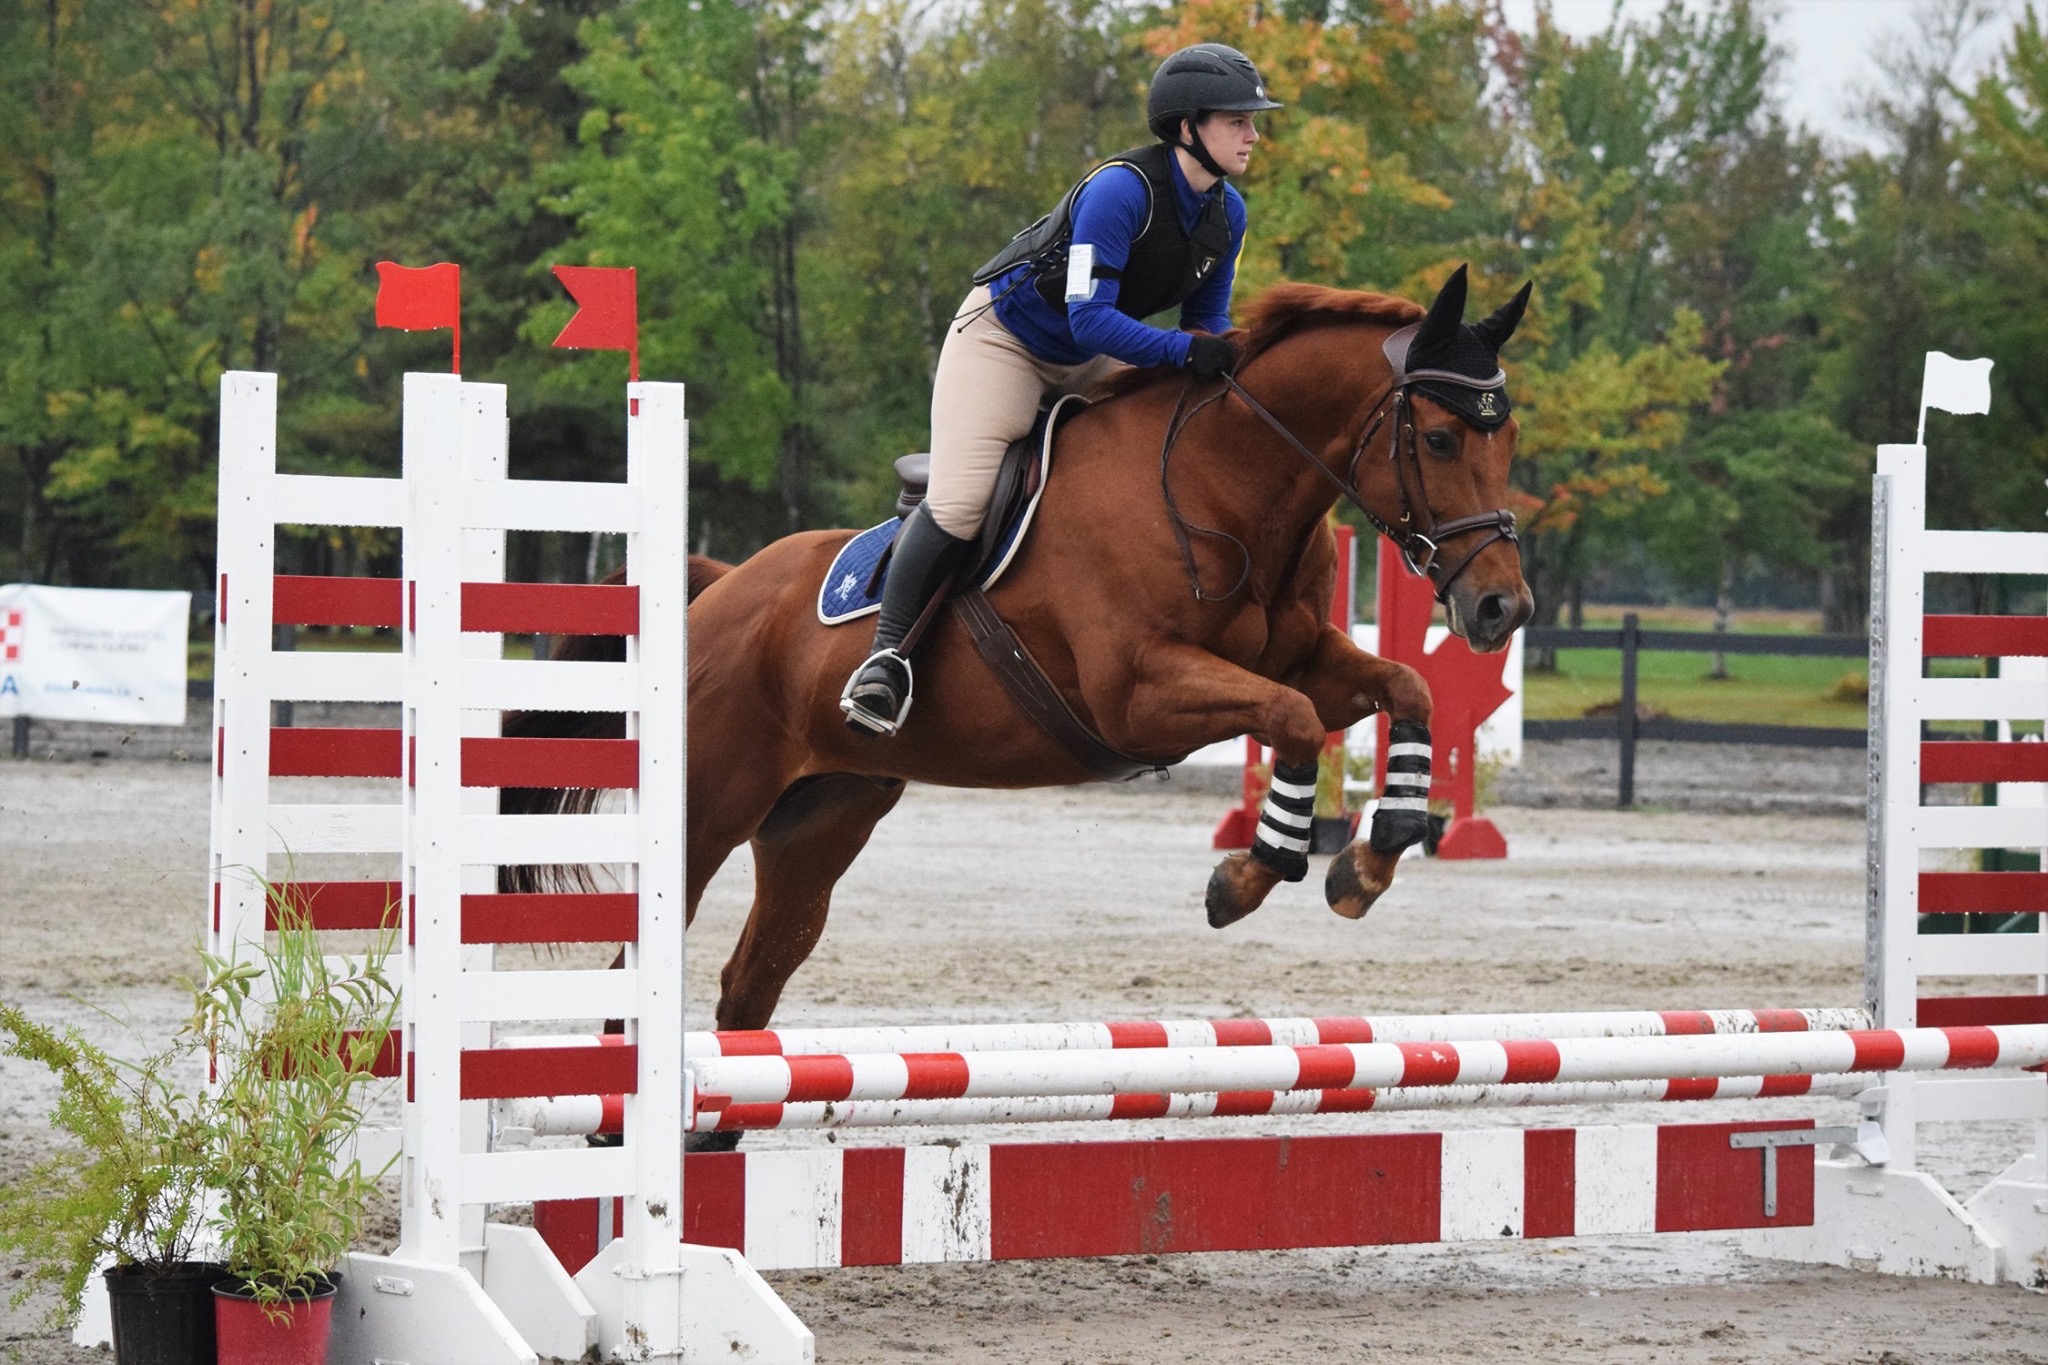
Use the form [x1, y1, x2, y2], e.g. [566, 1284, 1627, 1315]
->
[1476, 592, 1508, 627]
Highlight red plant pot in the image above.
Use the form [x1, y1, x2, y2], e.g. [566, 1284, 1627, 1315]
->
[212, 1275, 338, 1365]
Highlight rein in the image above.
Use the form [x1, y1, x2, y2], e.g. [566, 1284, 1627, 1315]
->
[1157, 362, 1518, 606]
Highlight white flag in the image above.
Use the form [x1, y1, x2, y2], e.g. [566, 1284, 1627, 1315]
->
[1917, 351, 1993, 442]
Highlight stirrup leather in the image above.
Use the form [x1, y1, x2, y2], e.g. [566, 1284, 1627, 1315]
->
[839, 649, 915, 736]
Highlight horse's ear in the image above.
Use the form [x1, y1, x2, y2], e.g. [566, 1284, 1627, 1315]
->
[1413, 264, 1470, 357]
[1473, 281, 1532, 354]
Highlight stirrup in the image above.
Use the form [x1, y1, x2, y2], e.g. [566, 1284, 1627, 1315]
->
[839, 649, 914, 736]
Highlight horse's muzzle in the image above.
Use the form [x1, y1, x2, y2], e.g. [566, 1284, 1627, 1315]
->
[1452, 583, 1534, 654]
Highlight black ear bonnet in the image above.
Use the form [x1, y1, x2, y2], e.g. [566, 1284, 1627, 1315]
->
[1381, 266, 1531, 431]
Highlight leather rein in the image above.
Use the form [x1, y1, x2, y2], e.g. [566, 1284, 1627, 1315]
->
[1158, 361, 1519, 606]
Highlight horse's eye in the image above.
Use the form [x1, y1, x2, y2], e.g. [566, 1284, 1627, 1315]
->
[1423, 428, 1458, 458]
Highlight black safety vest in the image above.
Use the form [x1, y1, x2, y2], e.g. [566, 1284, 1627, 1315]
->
[972, 143, 1234, 321]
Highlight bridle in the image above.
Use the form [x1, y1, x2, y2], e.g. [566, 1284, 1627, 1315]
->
[1158, 335, 1520, 605]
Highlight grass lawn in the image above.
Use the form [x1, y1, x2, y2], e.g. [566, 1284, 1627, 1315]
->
[1523, 649, 1869, 726]
[1522, 608, 1868, 728]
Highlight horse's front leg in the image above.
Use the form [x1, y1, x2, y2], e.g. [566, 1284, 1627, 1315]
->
[1103, 641, 1333, 928]
[1286, 623, 1434, 920]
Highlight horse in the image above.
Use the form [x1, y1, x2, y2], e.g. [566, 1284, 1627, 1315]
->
[506, 267, 1534, 1044]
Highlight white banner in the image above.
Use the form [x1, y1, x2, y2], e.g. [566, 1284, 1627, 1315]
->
[0, 584, 193, 726]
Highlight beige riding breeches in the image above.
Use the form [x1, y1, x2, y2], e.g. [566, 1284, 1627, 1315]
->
[925, 285, 1122, 538]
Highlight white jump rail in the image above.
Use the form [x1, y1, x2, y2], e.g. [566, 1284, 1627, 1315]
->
[683, 1026, 2048, 1109]
[500, 1074, 1872, 1139]
[680, 1006, 1874, 1057]
[498, 1009, 1872, 1140]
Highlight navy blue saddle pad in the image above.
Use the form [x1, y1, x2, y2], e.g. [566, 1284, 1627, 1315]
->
[816, 396, 1077, 625]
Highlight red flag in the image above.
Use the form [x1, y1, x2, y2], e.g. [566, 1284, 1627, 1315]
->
[550, 265, 640, 382]
[374, 261, 462, 372]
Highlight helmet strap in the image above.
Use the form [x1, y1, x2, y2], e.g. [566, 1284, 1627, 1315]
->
[1173, 116, 1232, 180]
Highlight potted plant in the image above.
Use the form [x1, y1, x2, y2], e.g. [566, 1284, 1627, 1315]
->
[0, 1003, 225, 1365]
[195, 900, 399, 1365]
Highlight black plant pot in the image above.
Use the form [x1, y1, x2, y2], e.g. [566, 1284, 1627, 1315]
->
[103, 1261, 226, 1365]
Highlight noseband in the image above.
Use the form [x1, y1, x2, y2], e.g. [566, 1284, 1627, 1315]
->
[1158, 360, 1520, 606]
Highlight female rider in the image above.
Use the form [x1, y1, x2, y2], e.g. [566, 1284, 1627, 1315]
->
[842, 42, 1283, 735]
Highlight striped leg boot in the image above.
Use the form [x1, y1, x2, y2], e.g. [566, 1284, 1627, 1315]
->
[1249, 758, 1318, 882]
[1370, 720, 1432, 853]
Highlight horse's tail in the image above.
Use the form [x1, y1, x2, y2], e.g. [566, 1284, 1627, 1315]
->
[496, 554, 734, 894]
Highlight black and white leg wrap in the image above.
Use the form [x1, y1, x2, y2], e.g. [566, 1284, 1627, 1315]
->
[1250, 758, 1318, 882]
[1370, 721, 1432, 853]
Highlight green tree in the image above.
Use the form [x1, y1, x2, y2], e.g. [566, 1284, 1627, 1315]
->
[805, 0, 1158, 522]
[542, 0, 827, 552]
[1949, 3, 2048, 531]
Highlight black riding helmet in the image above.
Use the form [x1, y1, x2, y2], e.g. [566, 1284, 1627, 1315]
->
[1146, 43, 1284, 179]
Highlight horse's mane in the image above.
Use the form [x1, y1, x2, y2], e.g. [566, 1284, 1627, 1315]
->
[1096, 283, 1425, 399]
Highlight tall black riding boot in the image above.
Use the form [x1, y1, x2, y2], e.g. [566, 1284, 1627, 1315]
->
[841, 503, 974, 736]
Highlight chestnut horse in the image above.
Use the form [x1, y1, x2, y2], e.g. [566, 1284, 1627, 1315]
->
[510, 269, 1533, 1040]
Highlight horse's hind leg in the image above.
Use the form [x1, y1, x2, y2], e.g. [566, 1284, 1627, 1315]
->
[715, 773, 908, 1034]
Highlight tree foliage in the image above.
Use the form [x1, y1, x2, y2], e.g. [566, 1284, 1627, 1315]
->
[2, 0, 2044, 623]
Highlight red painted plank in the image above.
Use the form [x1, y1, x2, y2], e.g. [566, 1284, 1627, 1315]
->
[353, 1029, 403, 1080]
[1923, 614, 2048, 658]
[682, 1153, 747, 1253]
[273, 575, 403, 629]
[460, 582, 638, 636]
[1655, 1121, 1814, 1232]
[460, 736, 639, 790]
[269, 727, 403, 778]
[1916, 994, 2048, 1026]
[842, 1147, 907, 1267]
[986, 1134, 1441, 1260]
[459, 892, 639, 944]
[533, 1199, 604, 1277]
[1920, 740, 2048, 785]
[459, 1044, 639, 1100]
[1523, 1129, 1577, 1238]
[266, 880, 402, 932]
[1919, 871, 2048, 914]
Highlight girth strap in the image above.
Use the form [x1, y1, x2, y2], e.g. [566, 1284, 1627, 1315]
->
[950, 588, 1163, 783]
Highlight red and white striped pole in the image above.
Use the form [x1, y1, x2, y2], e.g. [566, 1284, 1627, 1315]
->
[686, 1025, 2048, 1109]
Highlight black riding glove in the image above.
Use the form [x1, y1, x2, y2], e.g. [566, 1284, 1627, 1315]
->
[1185, 333, 1239, 379]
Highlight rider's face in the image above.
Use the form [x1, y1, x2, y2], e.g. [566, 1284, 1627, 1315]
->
[1195, 112, 1260, 175]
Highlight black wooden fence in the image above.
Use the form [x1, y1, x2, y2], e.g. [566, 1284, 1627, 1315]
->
[1521, 613, 1869, 807]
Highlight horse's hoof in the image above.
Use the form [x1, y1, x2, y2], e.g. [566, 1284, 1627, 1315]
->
[1205, 855, 1261, 929]
[1324, 848, 1385, 920]
[685, 1128, 743, 1154]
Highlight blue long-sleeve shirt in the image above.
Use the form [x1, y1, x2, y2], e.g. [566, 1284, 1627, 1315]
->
[990, 154, 1246, 369]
